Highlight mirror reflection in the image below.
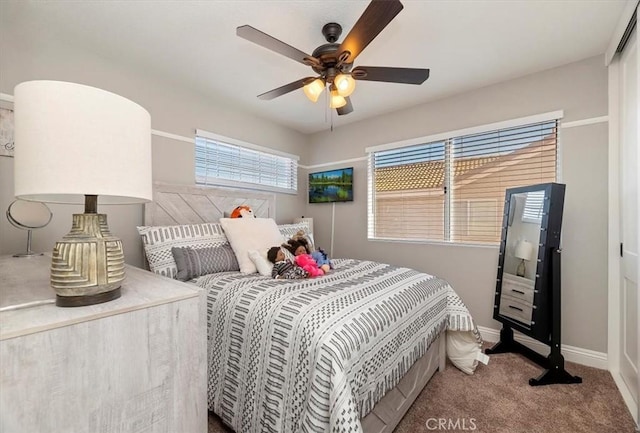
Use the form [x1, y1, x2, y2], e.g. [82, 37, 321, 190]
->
[504, 191, 543, 281]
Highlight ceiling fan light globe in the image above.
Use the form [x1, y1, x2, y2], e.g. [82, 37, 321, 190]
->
[335, 73, 356, 97]
[329, 89, 347, 108]
[303, 78, 325, 102]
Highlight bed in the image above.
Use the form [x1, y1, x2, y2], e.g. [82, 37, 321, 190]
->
[140, 182, 483, 433]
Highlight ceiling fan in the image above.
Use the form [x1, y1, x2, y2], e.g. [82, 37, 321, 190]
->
[236, 0, 430, 116]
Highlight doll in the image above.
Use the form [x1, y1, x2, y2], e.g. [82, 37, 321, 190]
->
[284, 240, 329, 276]
[267, 246, 309, 279]
[286, 233, 334, 270]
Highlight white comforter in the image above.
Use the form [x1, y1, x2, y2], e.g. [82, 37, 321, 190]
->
[194, 259, 481, 433]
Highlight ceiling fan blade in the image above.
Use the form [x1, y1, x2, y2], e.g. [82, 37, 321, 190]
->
[237, 25, 313, 65]
[257, 77, 315, 100]
[352, 66, 430, 84]
[337, 0, 404, 64]
[337, 97, 353, 116]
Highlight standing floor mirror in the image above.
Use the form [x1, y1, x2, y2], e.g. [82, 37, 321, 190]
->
[485, 182, 582, 386]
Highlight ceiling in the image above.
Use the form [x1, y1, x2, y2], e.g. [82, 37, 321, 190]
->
[0, 0, 630, 134]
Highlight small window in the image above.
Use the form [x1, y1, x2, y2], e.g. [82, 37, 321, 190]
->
[195, 130, 298, 194]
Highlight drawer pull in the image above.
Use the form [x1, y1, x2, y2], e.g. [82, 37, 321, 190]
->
[508, 305, 524, 312]
[511, 289, 525, 295]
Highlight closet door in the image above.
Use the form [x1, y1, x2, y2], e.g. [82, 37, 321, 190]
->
[618, 25, 638, 419]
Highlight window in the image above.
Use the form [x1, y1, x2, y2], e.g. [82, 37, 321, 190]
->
[522, 190, 545, 224]
[195, 129, 298, 194]
[367, 114, 559, 244]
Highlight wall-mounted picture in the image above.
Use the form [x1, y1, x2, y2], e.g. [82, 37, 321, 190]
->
[0, 107, 14, 157]
[308, 167, 353, 203]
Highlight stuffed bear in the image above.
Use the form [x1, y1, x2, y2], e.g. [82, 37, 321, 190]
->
[290, 230, 312, 247]
[230, 205, 255, 218]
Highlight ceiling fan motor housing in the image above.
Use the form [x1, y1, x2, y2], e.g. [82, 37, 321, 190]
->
[322, 22, 342, 43]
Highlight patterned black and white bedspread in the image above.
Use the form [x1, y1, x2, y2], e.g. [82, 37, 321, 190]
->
[194, 258, 481, 433]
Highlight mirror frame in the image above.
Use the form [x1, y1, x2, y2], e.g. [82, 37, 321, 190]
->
[493, 182, 566, 343]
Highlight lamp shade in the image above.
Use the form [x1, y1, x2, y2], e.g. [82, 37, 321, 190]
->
[303, 78, 325, 103]
[334, 73, 356, 97]
[514, 240, 534, 261]
[329, 87, 347, 109]
[14, 81, 152, 205]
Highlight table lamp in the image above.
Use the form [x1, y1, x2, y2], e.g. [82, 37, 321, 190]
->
[13, 81, 152, 307]
[514, 239, 534, 278]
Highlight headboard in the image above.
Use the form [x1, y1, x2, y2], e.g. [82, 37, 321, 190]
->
[144, 182, 276, 226]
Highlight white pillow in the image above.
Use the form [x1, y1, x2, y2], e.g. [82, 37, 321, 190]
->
[220, 218, 285, 274]
[248, 249, 273, 276]
[446, 330, 488, 375]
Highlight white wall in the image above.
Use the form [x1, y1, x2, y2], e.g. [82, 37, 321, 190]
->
[0, 11, 610, 354]
[304, 55, 610, 353]
[0, 29, 310, 268]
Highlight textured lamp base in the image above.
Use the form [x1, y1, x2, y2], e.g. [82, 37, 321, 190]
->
[516, 259, 526, 277]
[55, 288, 122, 307]
[51, 213, 125, 307]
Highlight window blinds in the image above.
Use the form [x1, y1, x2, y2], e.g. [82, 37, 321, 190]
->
[368, 119, 558, 244]
[522, 190, 545, 223]
[195, 136, 298, 193]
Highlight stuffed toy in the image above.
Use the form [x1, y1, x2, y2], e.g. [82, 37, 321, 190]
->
[290, 230, 314, 252]
[283, 239, 329, 276]
[284, 233, 333, 272]
[291, 229, 310, 244]
[311, 248, 333, 270]
[294, 253, 327, 277]
[230, 205, 255, 218]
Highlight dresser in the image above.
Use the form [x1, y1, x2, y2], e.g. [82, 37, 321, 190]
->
[0, 254, 207, 433]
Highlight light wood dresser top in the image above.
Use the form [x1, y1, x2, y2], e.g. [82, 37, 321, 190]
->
[0, 254, 200, 340]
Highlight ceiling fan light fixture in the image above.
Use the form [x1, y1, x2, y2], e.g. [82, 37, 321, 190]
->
[303, 78, 325, 102]
[329, 87, 347, 109]
[334, 73, 356, 97]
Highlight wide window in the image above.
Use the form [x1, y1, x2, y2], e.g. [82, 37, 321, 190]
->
[195, 129, 298, 194]
[367, 115, 559, 244]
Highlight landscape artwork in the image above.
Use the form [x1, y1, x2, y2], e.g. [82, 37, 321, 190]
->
[308, 167, 354, 203]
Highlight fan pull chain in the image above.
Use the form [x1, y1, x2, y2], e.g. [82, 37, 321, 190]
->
[324, 85, 329, 124]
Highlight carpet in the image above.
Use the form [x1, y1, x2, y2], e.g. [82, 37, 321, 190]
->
[208, 347, 637, 433]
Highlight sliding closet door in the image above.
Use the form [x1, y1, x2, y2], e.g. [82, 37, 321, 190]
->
[618, 25, 638, 420]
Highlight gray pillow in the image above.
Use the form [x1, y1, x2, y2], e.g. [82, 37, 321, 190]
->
[171, 244, 240, 281]
[137, 223, 228, 278]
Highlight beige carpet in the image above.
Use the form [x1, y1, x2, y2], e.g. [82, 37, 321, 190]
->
[208, 347, 637, 433]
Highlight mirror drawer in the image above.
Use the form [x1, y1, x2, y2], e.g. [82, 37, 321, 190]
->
[502, 278, 534, 304]
[499, 295, 533, 325]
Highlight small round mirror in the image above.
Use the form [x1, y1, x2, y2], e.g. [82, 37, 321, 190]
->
[6, 199, 52, 257]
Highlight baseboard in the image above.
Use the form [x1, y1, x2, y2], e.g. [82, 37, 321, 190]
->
[610, 369, 639, 426]
[477, 326, 608, 370]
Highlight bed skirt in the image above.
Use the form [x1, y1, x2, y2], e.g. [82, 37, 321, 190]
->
[361, 332, 446, 433]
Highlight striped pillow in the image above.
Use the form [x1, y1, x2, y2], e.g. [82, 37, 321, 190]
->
[137, 223, 228, 278]
[171, 244, 240, 281]
[278, 222, 315, 252]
